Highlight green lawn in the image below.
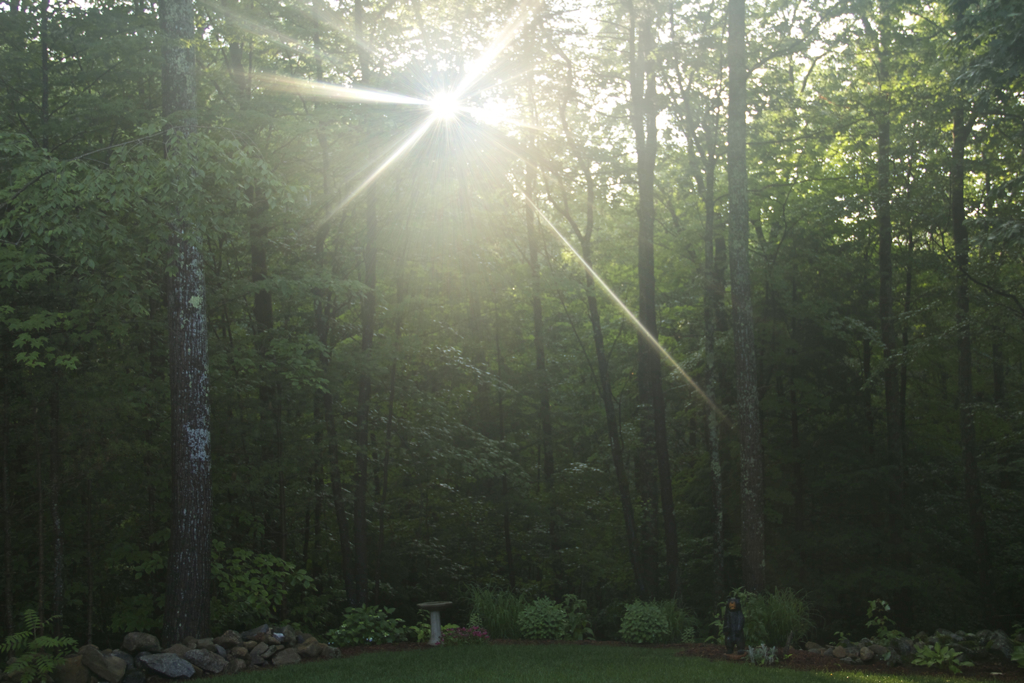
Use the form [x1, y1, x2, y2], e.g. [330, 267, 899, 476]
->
[230, 644, 964, 683]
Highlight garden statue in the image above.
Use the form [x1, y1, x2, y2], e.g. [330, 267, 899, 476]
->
[724, 596, 746, 654]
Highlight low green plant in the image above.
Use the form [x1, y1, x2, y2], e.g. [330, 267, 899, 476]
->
[466, 586, 527, 639]
[518, 598, 568, 640]
[912, 642, 974, 674]
[210, 541, 315, 632]
[1010, 644, 1023, 669]
[747, 643, 779, 666]
[561, 594, 594, 641]
[325, 605, 407, 647]
[620, 600, 670, 644]
[680, 626, 696, 643]
[865, 599, 904, 645]
[1, 609, 78, 683]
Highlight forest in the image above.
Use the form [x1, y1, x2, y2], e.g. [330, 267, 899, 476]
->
[1, 0, 1022, 649]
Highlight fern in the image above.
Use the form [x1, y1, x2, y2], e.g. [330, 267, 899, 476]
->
[1, 609, 79, 683]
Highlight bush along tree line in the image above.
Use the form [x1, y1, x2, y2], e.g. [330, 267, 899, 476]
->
[1, 0, 1023, 656]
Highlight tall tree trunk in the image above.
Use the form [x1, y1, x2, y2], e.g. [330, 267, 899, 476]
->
[1, 343, 11, 635]
[49, 375, 63, 632]
[629, 0, 677, 597]
[699, 134, 725, 600]
[37, 450, 44, 617]
[952, 104, 992, 604]
[85, 477, 94, 644]
[161, 0, 212, 641]
[727, 0, 765, 593]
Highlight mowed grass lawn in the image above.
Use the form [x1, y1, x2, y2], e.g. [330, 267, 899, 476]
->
[230, 644, 963, 683]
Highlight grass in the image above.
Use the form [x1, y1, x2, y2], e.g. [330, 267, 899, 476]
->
[230, 644, 969, 683]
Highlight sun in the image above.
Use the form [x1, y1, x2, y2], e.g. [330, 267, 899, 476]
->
[428, 91, 461, 120]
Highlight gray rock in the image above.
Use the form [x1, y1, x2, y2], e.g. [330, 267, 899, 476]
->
[213, 631, 243, 649]
[240, 625, 269, 641]
[321, 646, 340, 660]
[54, 655, 90, 683]
[181, 638, 197, 651]
[81, 644, 127, 683]
[139, 654, 194, 679]
[271, 648, 301, 666]
[229, 647, 248, 658]
[296, 638, 322, 658]
[279, 626, 297, 647]
[110, 650, 134, 673]
[226, 659, 246, 675]
[869, 644, 889, 656]
[805, 641, 824, 651]
[833, 646, 848, 659]
[247, 651, 266, 667]
[895, 638, 915, 657]
[161, 644, 189, 658]
[242, 641, 257, 650]
[213, 644, 228, 658]
[195, 639, 214, 651]
[859, 647, 874, 662]
[133, 653, 152, 670]
[122, 672, 145, 683]
[887, 653, 903, 666]
[840, 657, 855, 664]
[989, 631, 1014, 661]
[249, 642, 269, 658]
[122, 634, 161, 655]
[183, 649, 228, 674]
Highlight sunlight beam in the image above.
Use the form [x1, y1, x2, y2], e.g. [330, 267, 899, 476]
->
[259, 74, 428, 106]
[518, 191, 731, 425]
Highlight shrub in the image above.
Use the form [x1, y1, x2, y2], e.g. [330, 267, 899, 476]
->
[466, 586, 527, 639]
[747, 643, 779, 666]
[620, 600, 670, 644]
[517, 598, 568, 640]
[562, 594, 594, 641]
[325, 605, 407, 646]
[708, 588, 811, 647]
[1, 609, 78, 683]
[913, 642, 975, 675]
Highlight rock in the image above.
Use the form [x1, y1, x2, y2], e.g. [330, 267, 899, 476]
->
[121, 634, 161, 655]
[278, 626, 297, 647]
[859, 647, 874, 662]
[990, 631, 1014, 661]
[212, 645, 228, 659]
[895, 638, 915, 657]
[54, 655, 90, 683]
[321, 646, 340, 660]
[242, 642, 257, 651]
[869, 644, 889, 656]
[247, 652, 266, 668]
[240, 625, 269, 641]
[183, 649, 227, 674]
[840, 657, 854, 664]
[132, 653, 151, 670]
[138, 654, 194, 679]
[122, 672, 145, 683]
[161, 644, 189, 658]
[226, 659, 246, 675]
[195, 639, 214, 651]
[805, 641, 824, 651]
[264, 636, 282, 646]
[249, 643, 269, 659]
[833, 646, 848, 659]
[887, 653, 902, 666]
[271, 648, 301, 666]
[229, 647, 248, 658]
[213, 632, 242, 650]
[110, 651, 134, 673]
[181, 638, 197, 651]
[296, 638, 321, 658]
[81, 645, 127, 683]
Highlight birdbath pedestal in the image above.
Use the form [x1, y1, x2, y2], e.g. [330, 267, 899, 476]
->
[416, 601, 453, 645]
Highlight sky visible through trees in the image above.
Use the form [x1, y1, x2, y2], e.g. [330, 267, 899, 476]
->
[1, 0, 1023, 645]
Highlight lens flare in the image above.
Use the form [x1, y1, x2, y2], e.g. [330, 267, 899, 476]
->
[429, 91, 462, 120]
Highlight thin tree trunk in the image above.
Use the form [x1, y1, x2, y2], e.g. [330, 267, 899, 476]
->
[1, 343, 12, 634]
[952, 104, 992, 604]
[37, 446, 44, 618]
[85, 476, 94, 644]
[49, 375, 63, 632]
[727, 0, 765, 592]
[161, 0, 211, 641]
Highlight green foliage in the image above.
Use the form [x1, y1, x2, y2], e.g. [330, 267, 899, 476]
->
[865, 599, 904, 645]
[210, 541, 315, 632]
[517, 598, 568, 640]
[1010, 644, 1024, 669]
[747, 643, 779, 666]
[912, 643, 975, 674]
[656, 601, 698, 644]
[620, 600, 670, 644]
[561, 595, 595, 641]
[706, 589, 811, 647]
[324, 606, 407, 647]
[1, 610, 79, 683]
[467, 587, 526, 639]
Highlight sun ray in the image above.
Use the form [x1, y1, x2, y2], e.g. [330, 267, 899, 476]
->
[518, 191, 731, 425]
[258, 74, 428, 107]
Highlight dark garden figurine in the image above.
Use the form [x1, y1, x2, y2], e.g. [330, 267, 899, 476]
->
[723, 596, 746, 654]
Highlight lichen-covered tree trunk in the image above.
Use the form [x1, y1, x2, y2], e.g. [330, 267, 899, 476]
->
[727, 0, 765, 593]
[161, 0, 211, 642]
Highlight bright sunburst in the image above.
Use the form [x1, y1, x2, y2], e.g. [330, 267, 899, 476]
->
[428, 91, 462, 121]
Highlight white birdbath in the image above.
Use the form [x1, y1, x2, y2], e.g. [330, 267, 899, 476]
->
[416, 601, 453, 645]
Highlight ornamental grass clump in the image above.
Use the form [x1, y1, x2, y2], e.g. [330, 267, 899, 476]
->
[440, 625, 491, 646]
[466, 586, 527, 639]
[620, 600, 670, 644]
